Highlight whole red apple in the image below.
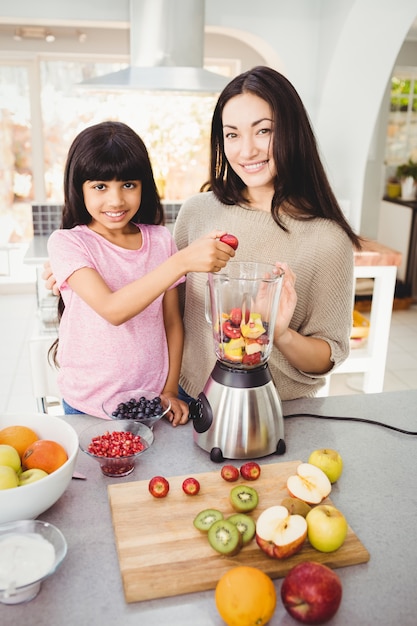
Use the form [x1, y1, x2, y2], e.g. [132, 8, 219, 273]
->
[240, 461, 261, 481]
[281, 561, 342, 624]
[148, 475, 170, 498]
[220, 464, 240, 482]
[182, 476, 201, 496]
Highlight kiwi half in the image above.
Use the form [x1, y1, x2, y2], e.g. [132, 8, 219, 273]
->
[207, 519, 243, 555]
[230, 484, 259, 513]
[193, 508, 223, 532]
[228, 513, 256, 545]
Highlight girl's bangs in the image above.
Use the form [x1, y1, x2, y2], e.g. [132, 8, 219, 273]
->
[83, 147, 143, 182]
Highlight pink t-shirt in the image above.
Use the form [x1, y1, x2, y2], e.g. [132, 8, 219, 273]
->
[47, 223, 185, 418]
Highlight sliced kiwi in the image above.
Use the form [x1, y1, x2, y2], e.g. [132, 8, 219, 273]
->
[280, 496, 312, 518]
[227, 513, 256, 545]
[230, 484, 259, 513]
[207, 519, 243, 555]
[193, 508, 224, 532]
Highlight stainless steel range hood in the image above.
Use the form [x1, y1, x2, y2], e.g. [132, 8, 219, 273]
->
[81, 0, 229, 92]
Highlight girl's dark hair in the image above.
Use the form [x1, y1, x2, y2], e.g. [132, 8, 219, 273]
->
[209, 65, 361, 248]
[61, 120, 164, 228]
[50, 121, 164, 366]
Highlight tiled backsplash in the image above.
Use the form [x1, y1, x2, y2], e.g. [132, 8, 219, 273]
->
[32, 202, 181, 236]
[32, 204, 63, 236]
[162, 202, 182, 224]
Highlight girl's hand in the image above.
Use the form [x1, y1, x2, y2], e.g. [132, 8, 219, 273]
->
[164, 395, 190, 426]
[179, 230, 235, 273]
[42, 260, 60, 296]
[274, 262, 297, 340]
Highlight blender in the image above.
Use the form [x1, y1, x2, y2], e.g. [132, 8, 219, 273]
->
[190, 261, 286, 462]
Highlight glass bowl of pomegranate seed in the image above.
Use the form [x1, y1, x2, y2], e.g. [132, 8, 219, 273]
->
[102, 389, 172, 430]
[78, 421, 154, 477]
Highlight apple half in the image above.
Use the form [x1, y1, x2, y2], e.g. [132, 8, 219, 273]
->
[255, 505, 307, 559]
[287, 463, 331, 504]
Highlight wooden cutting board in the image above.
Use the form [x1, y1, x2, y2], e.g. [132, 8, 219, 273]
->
[108, 460, 370, 603]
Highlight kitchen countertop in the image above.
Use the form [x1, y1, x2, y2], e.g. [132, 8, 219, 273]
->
[3, 391, 417, 625]
[354, 237, 402, 267]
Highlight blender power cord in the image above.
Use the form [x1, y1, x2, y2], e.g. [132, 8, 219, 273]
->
[283, 412, 417, 436]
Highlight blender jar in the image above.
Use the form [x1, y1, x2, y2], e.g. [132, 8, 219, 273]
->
[206, 262, 284, 369]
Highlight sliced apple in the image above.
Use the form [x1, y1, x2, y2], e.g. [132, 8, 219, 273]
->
[287, 463, 332, 504]
[255, 505, 307, 559]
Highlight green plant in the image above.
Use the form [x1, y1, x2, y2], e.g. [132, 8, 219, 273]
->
[396, 159, 417, 181]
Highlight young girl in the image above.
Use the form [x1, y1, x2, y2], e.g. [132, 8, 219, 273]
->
[47, 121, 235, 423]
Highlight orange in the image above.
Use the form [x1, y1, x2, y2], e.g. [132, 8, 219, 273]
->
[22, 439, 68, 474]
[215, 566, 277, 626]
[0, 425, 39, 459]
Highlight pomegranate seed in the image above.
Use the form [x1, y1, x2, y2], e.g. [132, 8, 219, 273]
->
[88, 430, 145, 458]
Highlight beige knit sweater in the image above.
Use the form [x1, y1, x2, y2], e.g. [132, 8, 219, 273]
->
[173, 192, 354, 401]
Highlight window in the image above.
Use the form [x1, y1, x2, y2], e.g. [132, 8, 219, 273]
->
[0, 57, 226, 246]
[385, 71, 417, 166]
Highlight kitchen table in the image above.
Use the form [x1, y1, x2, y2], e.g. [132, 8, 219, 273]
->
[3, 390, 417, 625]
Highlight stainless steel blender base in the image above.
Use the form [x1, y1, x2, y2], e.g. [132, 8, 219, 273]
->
[191, 362, 285, 462]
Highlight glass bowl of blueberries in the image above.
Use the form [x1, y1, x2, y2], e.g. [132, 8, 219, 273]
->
[102, 389, 172, 430]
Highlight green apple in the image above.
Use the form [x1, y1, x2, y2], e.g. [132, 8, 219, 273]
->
[19, 468, 49, 486]
[0, 465, 19, 489]
[306, 504, 348, 552]
[308, 448, 343, 483]
[0, 444, 21, 473]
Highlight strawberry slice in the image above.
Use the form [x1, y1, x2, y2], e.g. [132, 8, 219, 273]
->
[222, 320, 242, 339]
[230, 308, 242, 326]
[242, 352, 262, 366]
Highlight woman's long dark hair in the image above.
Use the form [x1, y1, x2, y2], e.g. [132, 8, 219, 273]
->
[50, 121, 164, 365]
[209, 65, 361, 248]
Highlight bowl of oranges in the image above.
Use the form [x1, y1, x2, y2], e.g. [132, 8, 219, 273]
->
[0, 414, 79, 524]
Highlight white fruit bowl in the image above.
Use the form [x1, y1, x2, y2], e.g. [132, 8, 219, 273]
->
[0, 519, 67, 604]
[0, 414, 79, 524]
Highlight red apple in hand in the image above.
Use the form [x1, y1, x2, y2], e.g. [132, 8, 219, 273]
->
[281, 561, 342, 624]
[219, 234, 239, 250]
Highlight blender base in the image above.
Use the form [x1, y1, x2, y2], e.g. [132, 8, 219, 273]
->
[191, 362, 286, 462]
